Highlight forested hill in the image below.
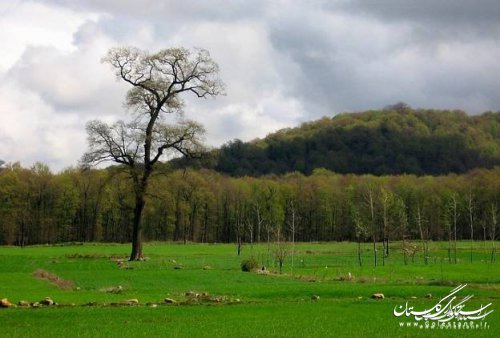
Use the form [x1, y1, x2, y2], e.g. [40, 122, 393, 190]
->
[198, 107, 500, 176]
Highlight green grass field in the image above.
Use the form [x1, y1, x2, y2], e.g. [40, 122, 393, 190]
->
[0, 241, 498, 337]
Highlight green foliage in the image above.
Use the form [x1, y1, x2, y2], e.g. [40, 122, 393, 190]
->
[241, 256, 259, 272]
[206, 109, 500, 176]
[1, 162, 499, 247]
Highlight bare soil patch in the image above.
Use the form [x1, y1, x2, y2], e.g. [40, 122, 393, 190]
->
[32, 269, 76, 290]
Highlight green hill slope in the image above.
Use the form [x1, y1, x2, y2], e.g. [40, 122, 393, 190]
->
[190, 107, 500, 176]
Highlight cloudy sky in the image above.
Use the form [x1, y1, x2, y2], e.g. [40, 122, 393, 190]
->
[1, 0, 500, 170]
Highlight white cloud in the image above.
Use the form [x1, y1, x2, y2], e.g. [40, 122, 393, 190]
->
[0, 82, 84, 168]
[191, 91, 305, 147]
[0, 1, 99, 73]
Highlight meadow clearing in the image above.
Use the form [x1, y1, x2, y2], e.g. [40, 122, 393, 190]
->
[0, 241, 498, 337]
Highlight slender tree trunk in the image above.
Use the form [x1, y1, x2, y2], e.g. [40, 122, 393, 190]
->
[468, 190, 474, 263]
[447, 220, 452, 264]
[255, 204, 262, 243]
[367, 189, 377, 267]
[416, 207, 427, 264]
[400, 208, 407, 265]
[266, 224, 271, 263]
[357, 239, 362, 266]
[202, 202, 208, 243]
[382, 194, 389, 262]
[130, 191, 145, 261]
[289, 201, 296, 275]
[482, 221, 487, 247]
[453, 196, 458, 264]
[329, 208, 334, 241]
[491, 204, 497, 263]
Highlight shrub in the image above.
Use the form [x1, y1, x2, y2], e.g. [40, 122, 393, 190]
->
[241, 257, 259, 272]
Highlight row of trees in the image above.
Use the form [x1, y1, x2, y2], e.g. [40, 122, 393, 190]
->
[1, 164, 498, 262]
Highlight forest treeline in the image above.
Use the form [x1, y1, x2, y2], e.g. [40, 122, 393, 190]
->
[191, 107, 500, 176]
[0, 163, 498, 248]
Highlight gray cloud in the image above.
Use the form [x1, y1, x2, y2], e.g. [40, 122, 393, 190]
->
[267, 1, 500, 114]
[36, 0, 265, 22]
[2, 0, 500, 170]
[331, 0, 500, 26]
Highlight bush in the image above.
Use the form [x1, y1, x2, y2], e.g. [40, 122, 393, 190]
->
[241, 257, 259, 272]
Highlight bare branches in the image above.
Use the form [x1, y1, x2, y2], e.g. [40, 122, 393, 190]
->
[102, 47, 225, 116]
[83, 46, 224, 171]
[82, 117, 206, 168]
[82, 120, 142, 167]
[151, 120, 206, 165]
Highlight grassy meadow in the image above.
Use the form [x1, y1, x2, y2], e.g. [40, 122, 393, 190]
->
[0, 241, 498, 337]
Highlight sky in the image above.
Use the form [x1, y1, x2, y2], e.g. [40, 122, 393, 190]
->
[1, 0, 500, 171]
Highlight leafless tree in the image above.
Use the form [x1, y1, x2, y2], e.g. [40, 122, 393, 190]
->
[364, 186, 377, 267]
[287, 200, 299, 274]
[416, 205, 429, 264]
[82, 47, 224, 260]
[490, 203, 498, 263]
[468, 189, 474, 263]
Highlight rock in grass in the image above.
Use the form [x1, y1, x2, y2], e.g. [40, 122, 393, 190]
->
[425, 293, 432, 299]
[40, 297, 54, 306]
[18, 300, 30, 307]
[123, 299, 139, 305]
[311, 295, 320, 301]
[0, 298, 12, 308]
[102, 285, 123, 294]
[83, 301, 97, 307]
[164, 298, 177, 304]
[185, 291, 198, 298]
[371, 293, 385, 300]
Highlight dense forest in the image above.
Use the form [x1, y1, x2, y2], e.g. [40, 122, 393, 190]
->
[0, 163, 498, 252]
[1, 108, 499, 249]
[197, 107, 500, 176]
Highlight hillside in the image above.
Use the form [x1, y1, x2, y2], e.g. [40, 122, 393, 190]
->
[190, 106, 500, 176]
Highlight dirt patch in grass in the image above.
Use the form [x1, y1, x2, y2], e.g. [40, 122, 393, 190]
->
[32, 269, 76, 290]
[303, 250, 341, 255]
[65, 253, 127, 259]
[427, 279, 456, 286]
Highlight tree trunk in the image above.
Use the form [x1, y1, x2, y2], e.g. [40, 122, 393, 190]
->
[202, 202, 208, 243]
[447, 220, 452, 264]
[130, 191, 145, 261]
[468, 190, 474, 263]
[357, 239, 362, 266]
[491, 204, 497, 263]
[367, 189, 377, 267]
[416, 207, 427, 265]
[453, 196, 458, 264]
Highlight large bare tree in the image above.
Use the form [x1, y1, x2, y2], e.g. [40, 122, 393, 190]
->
[82, 47, 224, 260]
